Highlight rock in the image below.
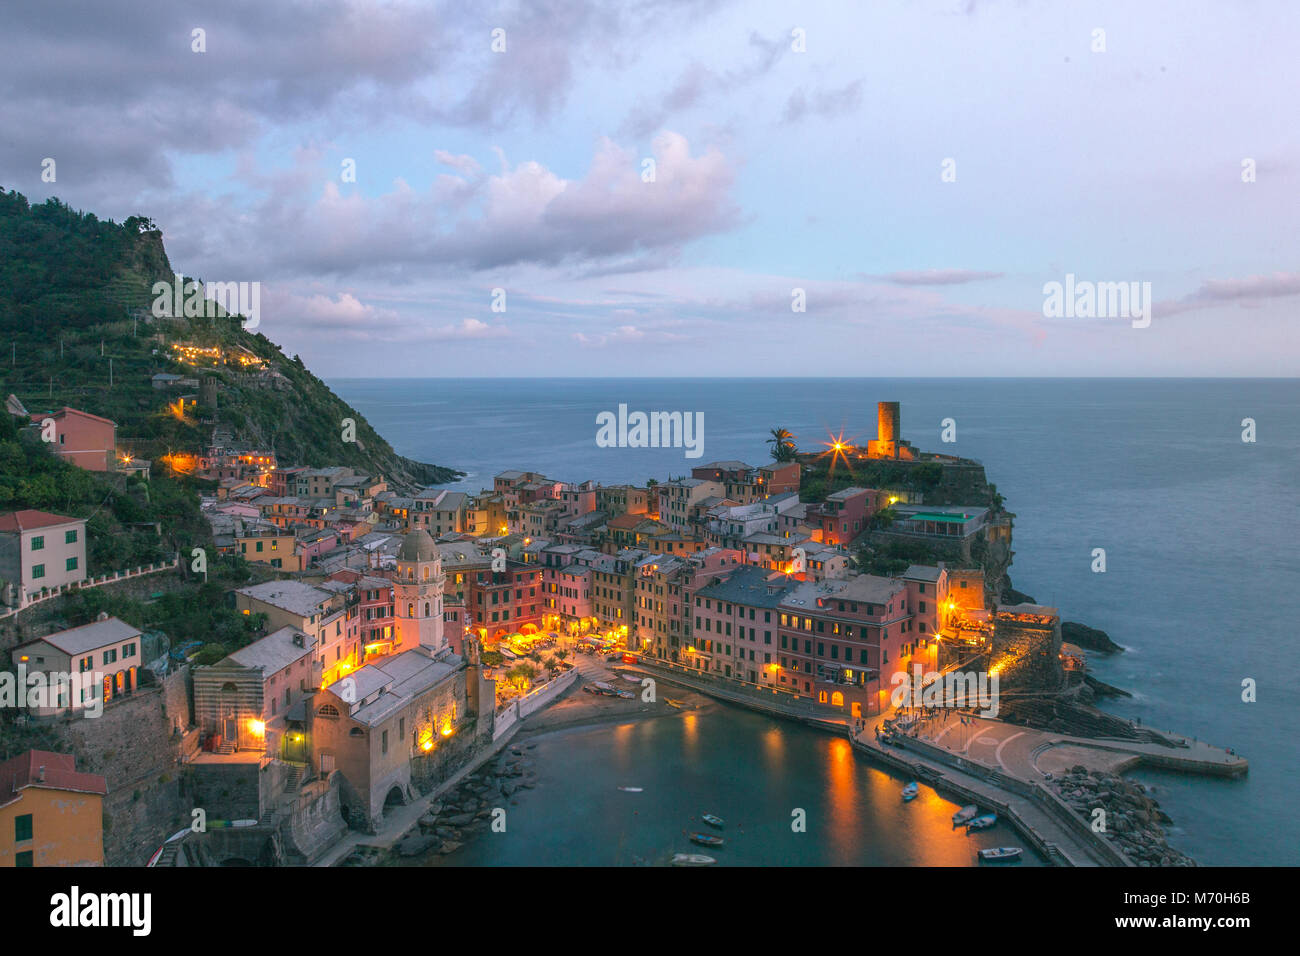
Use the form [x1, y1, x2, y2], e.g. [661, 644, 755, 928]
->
[419, 813, 439, 827]
[397, 834, 437, 857]
[1062, 621, 1125, 654]
[438, 840, 462, 855]
[445, 812, 475, 826]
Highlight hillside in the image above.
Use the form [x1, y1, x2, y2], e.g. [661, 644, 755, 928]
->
[0, 188, 461, 490]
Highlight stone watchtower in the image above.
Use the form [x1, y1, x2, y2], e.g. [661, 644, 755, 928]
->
[393, 529, 446, 653]
[867, 401, 901, 458]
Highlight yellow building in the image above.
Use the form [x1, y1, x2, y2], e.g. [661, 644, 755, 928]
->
[0, 750, 106, 867]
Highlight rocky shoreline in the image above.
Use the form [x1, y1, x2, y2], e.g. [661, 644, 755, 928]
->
[338, 744, 541, 866]
[1050, 766, 1195, 867]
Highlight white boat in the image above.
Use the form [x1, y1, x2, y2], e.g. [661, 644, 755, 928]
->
[952, 805, 979, 825]
[617, 786, 643, 792]
[965, 813, 998, 831]
[979, 846, 1023, 862]
[901, 782, 919, 801]
[672, 853, 716, 866]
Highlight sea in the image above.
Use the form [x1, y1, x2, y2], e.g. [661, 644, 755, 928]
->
[331, 377, 1300, 866]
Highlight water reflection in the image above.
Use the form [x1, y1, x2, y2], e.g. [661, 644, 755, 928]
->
[432, 703, 1045, 867]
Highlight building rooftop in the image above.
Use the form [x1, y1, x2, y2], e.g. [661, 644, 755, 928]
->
[0, 510, 83, 533]
[226, 626, 313, 673]
[22, 617, 140, 657]
[697, 564, 793, 608]
[344, 650, 462, 726]
[237, 580, 332, 617]
[0, 750, 107, 811]
[903, 564, 945, 583]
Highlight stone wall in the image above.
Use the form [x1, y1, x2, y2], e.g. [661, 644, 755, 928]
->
[188, 760, 262, 821]
[280, 773, 347, 864]
[54, 667, 195, 865]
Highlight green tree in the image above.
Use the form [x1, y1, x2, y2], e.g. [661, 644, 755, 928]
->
[767, 427, 797, 462]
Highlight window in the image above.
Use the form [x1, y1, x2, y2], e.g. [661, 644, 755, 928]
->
[382, 730, 389, 754]
[15, 851, 33, 867]
[32, 564, 45, 579]
[103, 649, 117, 665]
[66, 529, 78, 544]
[15, 814, 34, 842]
[66, 557, 78, 572]
[31, 536, 44, 551]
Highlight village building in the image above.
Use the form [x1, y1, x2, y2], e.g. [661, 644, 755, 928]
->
[27, 407, 117, 471]
[0, 510, 88, 602]
[11, 616, 142, 715]
[0, 750, 107, 867]
[192, 625, 316, 756]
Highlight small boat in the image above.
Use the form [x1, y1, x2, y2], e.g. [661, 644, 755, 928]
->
[979, 846, 1023, 862]
[621, 674, 642, 683]
[582, 685, 600, 695]
[965, 813, 998, 831]
[618, 786, 643, 793]
[616, 690, 634, 699]
[671, 853, 716, 867]
[952, 805, 979, 825]
[665, 698, 685, 709]
[689, 833, 724, 847]
[901, 782, 919, 801]
[701, 813, 724, 828]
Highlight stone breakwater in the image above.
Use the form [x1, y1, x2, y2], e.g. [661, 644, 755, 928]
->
[339, 743, 541, 864]
[1050, 766, 1193, 867]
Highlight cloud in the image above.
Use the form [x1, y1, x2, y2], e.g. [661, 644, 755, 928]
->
[621, 29, 789, 138]
[163, 131, 738, 279]
[572, 324, 685, 347]
[426, 318, 510, 340]
[882, 269, 1005, 286]
[0, 0, 728, 206]
[782, 80, 864, 124]
[1158, 271, 1300, 317]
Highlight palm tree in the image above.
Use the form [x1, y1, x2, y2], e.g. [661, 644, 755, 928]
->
[768, 427, 797, 462]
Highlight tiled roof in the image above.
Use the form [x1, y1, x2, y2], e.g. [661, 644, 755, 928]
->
[0, 750, 107, 811]
[0, 510, 83, 533]
[23, 617, 139, 656]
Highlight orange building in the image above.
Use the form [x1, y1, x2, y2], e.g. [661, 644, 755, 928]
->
[0, 750, 107, 867]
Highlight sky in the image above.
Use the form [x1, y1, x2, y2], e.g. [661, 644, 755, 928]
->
[1, 0, 1297, 377]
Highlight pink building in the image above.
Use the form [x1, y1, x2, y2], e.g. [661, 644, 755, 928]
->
[803, 487, 881, 547]
[30, 407, 116, 472]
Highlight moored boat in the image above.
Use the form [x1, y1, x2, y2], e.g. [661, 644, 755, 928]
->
[689, 833, 724, 847]
[979, 846, 1023, 862]
[672, 853, 716, 866]
[618, 786, 643, 792]
[952, 805, 979, 825]
[966, 813, 998, 831]
[901, 782, 919, 801]
[701, 813, 724, 828]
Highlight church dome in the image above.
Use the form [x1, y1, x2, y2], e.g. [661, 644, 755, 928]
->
[398, 529, 439, 563]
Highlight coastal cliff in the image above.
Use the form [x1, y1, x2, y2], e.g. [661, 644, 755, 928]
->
[0, 188, 461, 492]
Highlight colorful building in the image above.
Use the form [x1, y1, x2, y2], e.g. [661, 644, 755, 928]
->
[0, 751, 107, 867]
